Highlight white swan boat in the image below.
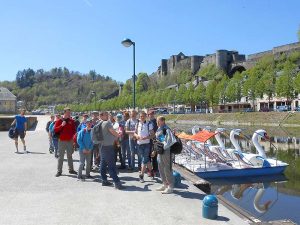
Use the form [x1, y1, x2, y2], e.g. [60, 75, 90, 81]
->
[175, 129, 289, 179]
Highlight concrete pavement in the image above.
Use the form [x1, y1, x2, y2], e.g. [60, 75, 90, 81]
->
[0, 115, 250, 225]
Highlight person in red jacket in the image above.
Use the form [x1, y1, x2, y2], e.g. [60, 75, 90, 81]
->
[54, 107, 77, 177]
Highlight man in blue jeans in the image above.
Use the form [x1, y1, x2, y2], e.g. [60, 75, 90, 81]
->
[99, 111, 125, 190]
[125, 110, 140, 170]
[134, 111, 155, 183]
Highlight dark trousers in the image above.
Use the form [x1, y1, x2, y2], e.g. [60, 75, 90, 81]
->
[150, 142, 158, 172]
[100, 145, 120, 183]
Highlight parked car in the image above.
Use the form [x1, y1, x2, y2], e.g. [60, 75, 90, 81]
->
[259, 107, 270, 112]
[294, 106, 300, 112]
[276, 105, 291, 112]
[244, 108, 254, 112]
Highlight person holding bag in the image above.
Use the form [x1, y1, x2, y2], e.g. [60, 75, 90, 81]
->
[155, 116, 176, 194]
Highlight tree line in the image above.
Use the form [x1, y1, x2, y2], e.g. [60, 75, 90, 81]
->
[57, 51, 300, 112]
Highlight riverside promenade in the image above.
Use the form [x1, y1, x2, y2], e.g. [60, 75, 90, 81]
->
[0, 115, 250, 225]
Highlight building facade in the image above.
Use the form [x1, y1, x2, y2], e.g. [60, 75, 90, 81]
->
[0, 87, 17, 113]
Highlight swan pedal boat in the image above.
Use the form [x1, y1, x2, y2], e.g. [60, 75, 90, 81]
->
[175, 129, 289, 179]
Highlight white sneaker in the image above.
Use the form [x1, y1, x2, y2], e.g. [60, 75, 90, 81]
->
[156, 185, 167, 191]
[161, 187, 173, 194]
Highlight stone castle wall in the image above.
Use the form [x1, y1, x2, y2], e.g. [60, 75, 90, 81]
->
[156, 42, 300, 78]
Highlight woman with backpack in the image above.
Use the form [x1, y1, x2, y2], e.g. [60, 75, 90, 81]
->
[155, 116, 176, 194]
[49, 114, 61, 158]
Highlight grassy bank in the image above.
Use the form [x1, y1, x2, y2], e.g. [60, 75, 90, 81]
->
[163, 112, 300, 127]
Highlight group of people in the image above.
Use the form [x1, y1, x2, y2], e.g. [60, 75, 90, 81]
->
[45, 108, 176, 193]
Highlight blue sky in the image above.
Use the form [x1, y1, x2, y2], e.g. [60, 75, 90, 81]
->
[0, 0, 299, 82]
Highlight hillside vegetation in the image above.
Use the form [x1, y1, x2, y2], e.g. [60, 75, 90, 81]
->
[0, 68, 119, 110]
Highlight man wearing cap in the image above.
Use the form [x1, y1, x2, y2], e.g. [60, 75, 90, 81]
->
[54, 107, 77, 177]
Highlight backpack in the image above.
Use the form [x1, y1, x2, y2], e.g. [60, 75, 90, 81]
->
[163, 127, 182, 155]
[73, 128, 87, 147]
[91, 121, 104, 144]
[170, 134, 183, 155]
[8, 125, 16, 139]
[50, 121, 60, 138]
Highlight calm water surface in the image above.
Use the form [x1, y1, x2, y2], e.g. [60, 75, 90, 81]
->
[172, 124, 300, 224]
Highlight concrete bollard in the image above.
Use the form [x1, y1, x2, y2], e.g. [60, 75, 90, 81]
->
[173, 171, 181, 187]
[202, 195, 218, 219]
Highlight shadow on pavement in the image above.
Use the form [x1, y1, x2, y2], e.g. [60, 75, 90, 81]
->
[63, 159, 79, 162]
[176, 183, 189, 189]
[173, 190, 205, 200]
[122, 183, 154, 192]
[27, 151, 47, 154]
[215, 216, 229, 222]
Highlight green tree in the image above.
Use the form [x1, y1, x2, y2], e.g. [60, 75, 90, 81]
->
[197, 64, 224, 81]
[215, 76, 229, 107]
[276, 61, 297, 100]
[225, 72, 243, 102]
[194, 82, 207, 111]
[136, 73, 150, 93]
[206, 80, 218, 109]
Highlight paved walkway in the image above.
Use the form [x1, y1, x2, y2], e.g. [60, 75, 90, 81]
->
[0, 115, 250, 225]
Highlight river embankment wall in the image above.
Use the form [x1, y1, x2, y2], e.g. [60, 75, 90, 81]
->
[164, 111, 300, 128]
[0, 116, 37, 131]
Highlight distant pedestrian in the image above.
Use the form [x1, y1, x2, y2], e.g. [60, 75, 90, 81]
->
[49, 114, 61, 158]
[54, 107, 77, 177]
[134, 111, 155, 182]
[99, 111, 125, 190]
[46, 115, 55, 154]
[155, 116, 176, 194]
[11, 109, 27, 153]
[77, 118, 94, 181]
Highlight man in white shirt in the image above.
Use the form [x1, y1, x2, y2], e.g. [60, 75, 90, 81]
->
[125, 110, 140, 170]
[134, 111, 155, 182]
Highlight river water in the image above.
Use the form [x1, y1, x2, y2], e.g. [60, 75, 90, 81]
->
[171, 123, 300, 224]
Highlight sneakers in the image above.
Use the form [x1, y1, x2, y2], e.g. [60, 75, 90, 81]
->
[77, 177, 85, 182]
[118, 165, 126, 170]
[55, 172, 62, 177]
[139, 174, 144, 183]
[85, 175, 94, 179]
[162, 187, 173, 194]
[156, 185, 167, 191]
[115, 182, 126, 190]
[102, 180, 113, 186]
[69, 170, 78, 175]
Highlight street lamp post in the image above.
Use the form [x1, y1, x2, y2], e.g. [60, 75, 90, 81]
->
[121, 38, 136, 110]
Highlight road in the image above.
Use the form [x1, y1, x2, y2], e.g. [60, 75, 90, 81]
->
[0, 115, 249, 225]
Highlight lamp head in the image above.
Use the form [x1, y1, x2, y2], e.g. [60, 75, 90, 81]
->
[121, 38, 134, 47]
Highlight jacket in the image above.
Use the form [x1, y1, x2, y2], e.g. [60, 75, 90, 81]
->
[77, 128, 93, 152]
[54, 117, 76, 141]
[155, 125, 176, 150]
